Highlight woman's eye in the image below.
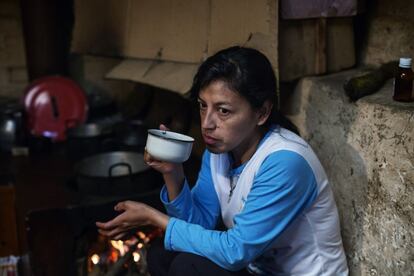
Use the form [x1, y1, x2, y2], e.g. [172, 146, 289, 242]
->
[199, 102, 207, 110]
[218, 108, 230, 115]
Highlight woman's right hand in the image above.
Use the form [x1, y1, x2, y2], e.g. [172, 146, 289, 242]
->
[143, 149, 182, 176]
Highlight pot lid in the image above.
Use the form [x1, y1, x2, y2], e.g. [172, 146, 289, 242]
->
[0, 97, 22, 115]
[23, 76, 88, 141]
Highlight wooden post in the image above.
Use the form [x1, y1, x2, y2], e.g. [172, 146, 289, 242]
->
[315, 17, 327, 75]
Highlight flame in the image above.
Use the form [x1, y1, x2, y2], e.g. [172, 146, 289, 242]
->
[87, 229, 159, 268]
[137, 231, 146, 239]
[133, 252, 141, 262]
[110, 250, 119, 263]
[110, 240, 126, 256]
[91, 254, 100, 265]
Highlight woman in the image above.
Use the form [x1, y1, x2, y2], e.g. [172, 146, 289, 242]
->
[96, 46, 348, 275]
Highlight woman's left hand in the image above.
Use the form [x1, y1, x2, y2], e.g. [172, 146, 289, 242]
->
[96, 201, 169, 240]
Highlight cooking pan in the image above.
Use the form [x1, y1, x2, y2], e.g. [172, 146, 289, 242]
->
[66, 123, 116, 161]
[74, 151, 163, 196]
[66, 123, 113, 138]
[113, 120, 147, 152]
[0, 100, 26, 152]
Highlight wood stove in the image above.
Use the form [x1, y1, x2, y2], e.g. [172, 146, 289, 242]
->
[25, 188, 164, 276]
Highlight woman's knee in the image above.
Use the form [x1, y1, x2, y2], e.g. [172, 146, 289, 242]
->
[168, 253, 233, 276]
[168, 253, 201, 276]
[146, 238, 177, 276]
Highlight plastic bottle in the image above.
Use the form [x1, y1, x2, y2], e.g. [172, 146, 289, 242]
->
[393, 57, 414, 102]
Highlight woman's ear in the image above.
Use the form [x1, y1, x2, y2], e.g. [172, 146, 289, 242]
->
[257, 101, 273, 126]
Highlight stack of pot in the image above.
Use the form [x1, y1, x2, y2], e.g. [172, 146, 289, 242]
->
[0, 97, 26, 153]
[67, 119, 163, 197]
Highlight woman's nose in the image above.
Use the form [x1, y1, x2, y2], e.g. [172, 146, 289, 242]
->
[201, 111, 215, 130]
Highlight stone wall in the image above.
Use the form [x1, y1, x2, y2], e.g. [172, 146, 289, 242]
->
[0, 0, 27, 98]
[282, 3, 414, 273]
[285, 70, 413, 275]
[362, 1, 414, 65]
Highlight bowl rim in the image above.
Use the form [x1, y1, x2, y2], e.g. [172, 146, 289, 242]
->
[148, 129, 194, 143]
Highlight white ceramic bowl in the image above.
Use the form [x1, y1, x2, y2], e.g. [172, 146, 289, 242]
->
[146, 129, 194, 163]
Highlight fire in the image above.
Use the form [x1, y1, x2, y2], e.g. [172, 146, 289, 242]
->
[91, 254, 100, 265]
[110, 240, 126, 256]
[137, 231, 146, 239]
[88, 228, 163, 273]
[133, 252, 141, 263]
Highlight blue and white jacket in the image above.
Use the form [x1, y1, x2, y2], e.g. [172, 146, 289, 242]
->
[161, 126, 348, 275]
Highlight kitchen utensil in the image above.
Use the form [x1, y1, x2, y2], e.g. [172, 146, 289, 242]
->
[23, 76, 88, 141]
[0, 99, 26, 152]
[146, 129, 194, 163]
[114, 120, 147, 152]
[74, 151, 162, 196]
[66, 123, 116, 161]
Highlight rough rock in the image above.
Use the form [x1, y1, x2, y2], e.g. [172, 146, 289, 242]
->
[285, 70, 414, 275]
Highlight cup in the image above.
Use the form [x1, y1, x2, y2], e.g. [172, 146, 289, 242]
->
[145, 129, 194, 163]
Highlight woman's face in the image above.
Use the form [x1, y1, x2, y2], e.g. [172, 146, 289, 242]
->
[198, 80, 270, 164]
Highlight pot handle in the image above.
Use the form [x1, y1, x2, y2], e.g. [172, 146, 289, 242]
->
[108, 162, 133, 179]
[50, 96, 59, 118]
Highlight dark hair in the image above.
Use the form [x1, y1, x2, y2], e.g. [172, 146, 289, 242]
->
[190, 46, 299, 135]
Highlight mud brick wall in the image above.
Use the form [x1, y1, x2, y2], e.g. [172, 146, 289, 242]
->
[0, 0, 27, 98]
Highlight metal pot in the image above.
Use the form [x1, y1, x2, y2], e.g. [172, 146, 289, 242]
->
[0, 100, 26, 152]
[114, 120, 147, 152]
[66, 123, 113, 138]
[66, 123, 116, 161]
[74, 151, 163, 196]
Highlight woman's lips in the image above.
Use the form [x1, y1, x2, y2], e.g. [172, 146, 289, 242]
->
[203, 134, 218, 145]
